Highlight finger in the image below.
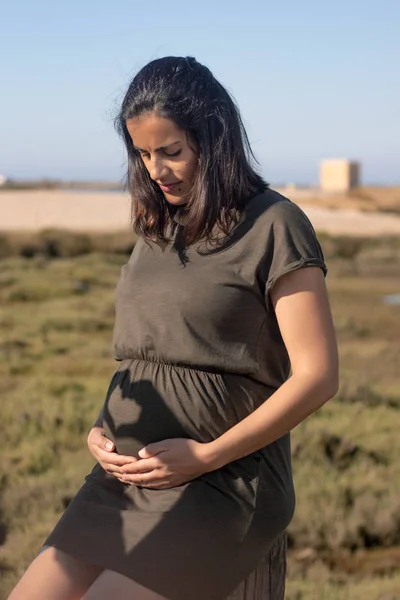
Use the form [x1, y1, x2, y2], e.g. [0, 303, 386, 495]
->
[104, 439, 115, 451]
[89, 430, 116, 452]
[122, 470, 165, 485]
[95, 451, 137, 466]
[107, 470, 126, 478]
[138, 443, 165, 459]
[102, 464, 126, 475]
[88, 426, 105, 441]
[120, 458, 160, 474]
[99, 455, 144, 474]
[101, 463, 133, 478]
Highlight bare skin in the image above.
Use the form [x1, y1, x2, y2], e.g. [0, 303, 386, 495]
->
[7, 113, 200, 600]
[90, 114, 339, 489]
[9, 266, 338, 600]
[88, 265, 338, 489]
[9, 113, 339, 599]
[7, 547, 103, 600]
[7, 547, 169, 600]
[126, 112, 198, 207]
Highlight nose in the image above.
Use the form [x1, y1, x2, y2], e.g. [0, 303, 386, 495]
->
[149, 156, 169, 181]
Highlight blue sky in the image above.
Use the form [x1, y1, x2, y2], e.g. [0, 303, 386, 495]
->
[1, 0, 399, 184]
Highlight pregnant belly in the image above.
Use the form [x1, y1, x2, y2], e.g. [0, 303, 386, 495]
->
[102, 358, 272, 458]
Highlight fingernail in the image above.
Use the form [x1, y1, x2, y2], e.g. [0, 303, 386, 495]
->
[105, 441, 113, 451]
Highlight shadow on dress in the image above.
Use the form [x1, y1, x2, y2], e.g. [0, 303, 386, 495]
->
[76, 372, 288, 599]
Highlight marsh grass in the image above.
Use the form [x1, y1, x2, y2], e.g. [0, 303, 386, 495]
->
[0, 232, 399, 599]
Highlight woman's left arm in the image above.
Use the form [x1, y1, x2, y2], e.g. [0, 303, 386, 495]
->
[119, 266, 338, 487]
[206, 265, 339, 469]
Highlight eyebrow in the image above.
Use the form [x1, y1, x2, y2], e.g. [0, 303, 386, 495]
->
[133, 141, 181, 153]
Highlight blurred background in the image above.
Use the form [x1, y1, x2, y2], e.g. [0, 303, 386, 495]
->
[0, 1, 399, 599]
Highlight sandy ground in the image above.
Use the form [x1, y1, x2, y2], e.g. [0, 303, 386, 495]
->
[1, 189, 400, 236]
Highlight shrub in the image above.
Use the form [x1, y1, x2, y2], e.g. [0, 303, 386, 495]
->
[0, 235, 13, 259]
[0, 230, 136, 259]
[38, 230, 93, 258]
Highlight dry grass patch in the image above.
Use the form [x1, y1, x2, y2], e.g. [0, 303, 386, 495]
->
[0, 235, 399, 598]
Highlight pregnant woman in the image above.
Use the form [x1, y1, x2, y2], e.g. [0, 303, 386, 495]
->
[9, 56, 338, 600]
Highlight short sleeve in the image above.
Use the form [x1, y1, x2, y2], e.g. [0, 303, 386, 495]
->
[263, 200, 327, 301]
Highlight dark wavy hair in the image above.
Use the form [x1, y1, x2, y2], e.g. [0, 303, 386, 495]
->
[115, 56, 268, 246]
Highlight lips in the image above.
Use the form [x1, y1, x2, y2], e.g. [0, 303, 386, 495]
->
[158, 181, 182, 193]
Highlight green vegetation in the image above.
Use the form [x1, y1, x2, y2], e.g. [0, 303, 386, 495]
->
[0, 231, 399, 599]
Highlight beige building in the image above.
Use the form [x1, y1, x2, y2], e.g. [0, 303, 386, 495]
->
[319, 159, 360, 191]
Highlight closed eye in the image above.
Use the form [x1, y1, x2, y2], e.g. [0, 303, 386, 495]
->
[137, 149, 181, 159]
[163, 149, 181, 157]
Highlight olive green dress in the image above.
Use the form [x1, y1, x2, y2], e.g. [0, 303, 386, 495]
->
[44, 189, 327, 600]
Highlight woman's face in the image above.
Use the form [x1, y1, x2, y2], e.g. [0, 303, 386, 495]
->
[126, 113, 198, 206]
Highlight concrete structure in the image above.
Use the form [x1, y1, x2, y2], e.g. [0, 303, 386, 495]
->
[319, 159, 361, 192]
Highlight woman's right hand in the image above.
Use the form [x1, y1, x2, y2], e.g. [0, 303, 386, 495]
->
[87, 427, 137, 479]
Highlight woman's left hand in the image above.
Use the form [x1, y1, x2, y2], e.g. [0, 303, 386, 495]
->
[118, 438, 216, 489]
